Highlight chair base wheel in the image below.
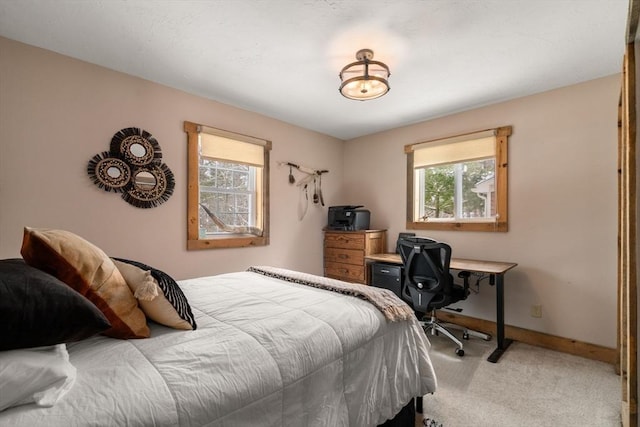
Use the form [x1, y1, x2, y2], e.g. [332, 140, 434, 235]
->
[455, 348, 464, 357]
[462, 332, 469, 340]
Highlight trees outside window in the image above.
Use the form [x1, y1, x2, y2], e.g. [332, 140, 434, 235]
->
[406, 126, 511, 232]
[419, 159, 495, 220]
[199, 160, 255, 233]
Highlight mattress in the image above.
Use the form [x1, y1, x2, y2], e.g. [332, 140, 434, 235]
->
[0, 270, 436, 426]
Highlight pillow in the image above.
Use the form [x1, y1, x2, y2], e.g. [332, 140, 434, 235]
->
[113, 258, 197, 330]
[20, 227, 150, 339]
[0, 344, 76, 411]
[112, 260, 159, 301]
[0, 258, 111, 351]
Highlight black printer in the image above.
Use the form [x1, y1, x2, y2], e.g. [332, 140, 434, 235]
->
[327, 205, 371, 231]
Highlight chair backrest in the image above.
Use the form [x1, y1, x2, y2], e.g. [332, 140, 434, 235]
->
[397, 237, 454, 313]
[395, 232, 415, 253]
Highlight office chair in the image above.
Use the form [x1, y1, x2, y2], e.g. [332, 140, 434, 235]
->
[398, 237, 489, 357]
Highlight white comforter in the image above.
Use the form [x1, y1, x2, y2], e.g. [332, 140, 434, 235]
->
[1, 271, 436, 426]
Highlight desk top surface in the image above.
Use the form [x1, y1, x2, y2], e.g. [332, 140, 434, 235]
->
[365, 253, 517, 275]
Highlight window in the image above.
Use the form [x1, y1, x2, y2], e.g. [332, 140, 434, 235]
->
[184, 121, 271, 249]
[405, 126, 511, 232]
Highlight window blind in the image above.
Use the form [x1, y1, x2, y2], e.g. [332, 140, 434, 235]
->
[410, 130, 496, 168]
[198, 125, 268, 167]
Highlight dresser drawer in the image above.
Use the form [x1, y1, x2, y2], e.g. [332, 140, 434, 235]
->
[324, 233, 365, 250]
[324, 262, 365, 283]
[324, 247, 364, 266]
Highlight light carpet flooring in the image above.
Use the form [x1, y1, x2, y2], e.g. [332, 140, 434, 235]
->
[417, 331, 620, 427]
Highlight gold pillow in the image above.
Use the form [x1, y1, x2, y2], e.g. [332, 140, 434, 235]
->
[20, 227, 149, 339]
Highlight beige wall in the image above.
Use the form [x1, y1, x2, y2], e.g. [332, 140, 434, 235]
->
[0, 35, 621, 348]
[343, 75, 619, 348]
[0, 37, 344, 279]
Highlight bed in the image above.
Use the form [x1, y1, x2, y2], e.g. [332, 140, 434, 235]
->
[0, 228, 437, 426]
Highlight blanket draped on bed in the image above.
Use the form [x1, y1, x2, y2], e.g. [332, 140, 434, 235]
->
[0, 270, 437, 426]
[247, 266, 414, 322]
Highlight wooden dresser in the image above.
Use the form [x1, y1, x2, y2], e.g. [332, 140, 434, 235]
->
[323, 229, 387, 284]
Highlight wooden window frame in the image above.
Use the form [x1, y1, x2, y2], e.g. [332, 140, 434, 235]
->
[184, 121, 271, 250]
[405, 126, 512, 232]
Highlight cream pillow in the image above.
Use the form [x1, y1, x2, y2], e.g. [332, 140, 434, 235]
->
[113, 259, 195, 330]
[113, 260, 159, 301]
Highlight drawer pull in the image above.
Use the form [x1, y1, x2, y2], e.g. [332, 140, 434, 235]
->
[380, 269, 390, 273]
[338, 254, 349, 259]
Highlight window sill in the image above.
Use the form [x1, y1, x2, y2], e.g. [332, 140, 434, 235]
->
[407, 220, 508, 232]
[187, 235, 269, 250]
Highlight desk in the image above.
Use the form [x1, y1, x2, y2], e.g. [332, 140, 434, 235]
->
[365, 253, 517, 363]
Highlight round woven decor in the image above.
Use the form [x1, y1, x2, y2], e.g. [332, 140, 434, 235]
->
[110, 127, 162, 166]
[89, 127, 174, 208]
[87, 152, 132, 193]
[121, 163, 175, 209]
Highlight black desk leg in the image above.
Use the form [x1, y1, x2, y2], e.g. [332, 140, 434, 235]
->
[487, 273, 513, 363]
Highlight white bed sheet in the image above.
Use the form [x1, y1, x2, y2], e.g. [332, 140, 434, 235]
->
[0, 270, 436, 426]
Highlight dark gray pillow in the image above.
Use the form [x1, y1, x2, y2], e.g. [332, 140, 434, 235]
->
[0, 258, 111, 350]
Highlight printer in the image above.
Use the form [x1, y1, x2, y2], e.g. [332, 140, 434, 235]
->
[327, 205, 371, 231]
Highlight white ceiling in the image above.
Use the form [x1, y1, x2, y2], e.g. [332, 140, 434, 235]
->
[0, 0, 629, 140]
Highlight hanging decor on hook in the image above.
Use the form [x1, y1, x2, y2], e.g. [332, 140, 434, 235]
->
[278, 161, 329, 220]
[288, 164, 296, 184]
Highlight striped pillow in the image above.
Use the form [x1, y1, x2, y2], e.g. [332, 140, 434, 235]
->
[113, 258, 196, 330]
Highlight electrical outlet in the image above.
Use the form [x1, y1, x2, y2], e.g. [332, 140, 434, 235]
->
[530, 304, 542, 318]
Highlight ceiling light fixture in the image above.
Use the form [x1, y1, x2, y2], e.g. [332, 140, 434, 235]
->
[339, 49, 390, 101]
